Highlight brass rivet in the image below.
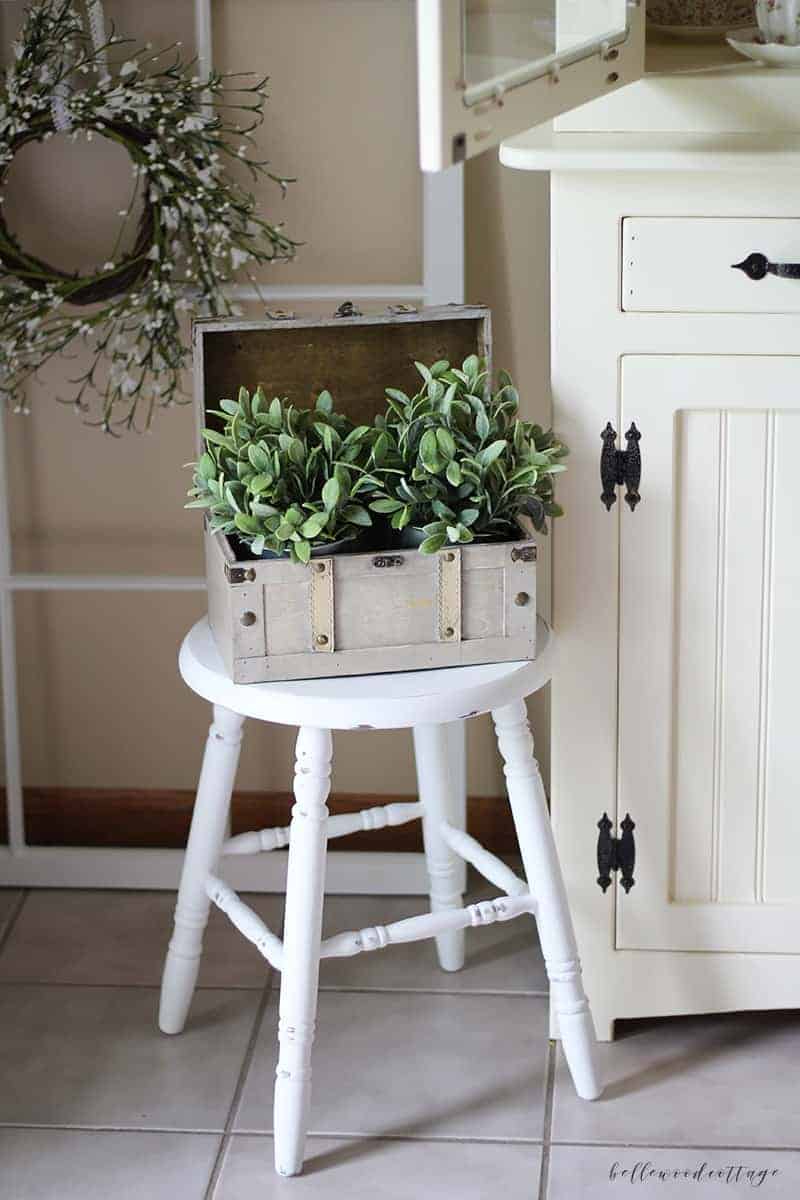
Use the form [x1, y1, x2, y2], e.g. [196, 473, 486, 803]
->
[314, 561, 326, 573]
[444, 626, 455, 638]
[316, 633, 329, 646]
[444, 551, 455, 562]
[240, 611, 257, 627]
[514, 592, 530, 607]
[606, 71, 619, 84]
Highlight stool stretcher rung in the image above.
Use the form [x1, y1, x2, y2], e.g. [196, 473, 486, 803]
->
[206, 874, 284, 970]
[221, 800, 423, 857]
[319, 893, 536, 961]
[439, 821, 528, 897]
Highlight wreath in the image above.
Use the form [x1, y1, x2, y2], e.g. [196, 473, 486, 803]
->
[0, 0, 297, 431]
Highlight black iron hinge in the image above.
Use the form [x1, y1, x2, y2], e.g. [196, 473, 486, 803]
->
[600, 422, 642, 512]
[596, 812, 636, 894]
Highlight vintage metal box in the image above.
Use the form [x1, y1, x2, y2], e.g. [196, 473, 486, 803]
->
[193, 305, 538, 683]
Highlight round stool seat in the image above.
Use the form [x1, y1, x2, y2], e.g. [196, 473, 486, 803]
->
[179, 616, 555, 731]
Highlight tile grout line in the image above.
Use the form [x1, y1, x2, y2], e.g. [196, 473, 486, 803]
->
[0, 979, 547, 998]
[0, 1123, 798, 1155]
[0, 1121, 545, 1146]
[0, 890, 28, 956]
[236, 1129, 546, 1146]
[204, 972, 276, 1200]
[549, 1140, 800, 1153]
[538, 1040, 557, 1200]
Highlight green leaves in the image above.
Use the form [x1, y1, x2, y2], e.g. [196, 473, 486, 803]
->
[186, 355, 567, 563]
[364, 353, 568, 551]
[189, 387, 373, 563]
[301, 511, 329, 539]
[475, 407, 490, 441]
[322, 476, 341, 511]
[420, 532, 446, 554]
[445, 459, 462, 487]
[419, 428, 444, 475]
[477, 439, 506, 469]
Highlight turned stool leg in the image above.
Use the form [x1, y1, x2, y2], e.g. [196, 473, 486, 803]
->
[413, 722, 466, 972]
[159, 704, 244, 1035]
[273, 726, 332, 1177]
[492, 700, 603, 1101]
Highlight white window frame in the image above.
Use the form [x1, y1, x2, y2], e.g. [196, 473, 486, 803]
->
[0, 0, 464, 894]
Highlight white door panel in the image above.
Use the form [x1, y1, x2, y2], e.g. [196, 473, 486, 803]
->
[618, 355, 800, 953]
[416, 0, 644, 170]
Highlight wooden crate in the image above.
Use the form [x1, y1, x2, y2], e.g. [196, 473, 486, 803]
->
[193, 305, 538, 683]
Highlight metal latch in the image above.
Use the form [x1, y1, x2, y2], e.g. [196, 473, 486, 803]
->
[225, 564, 256, 584]
[333, 300, 363, 318]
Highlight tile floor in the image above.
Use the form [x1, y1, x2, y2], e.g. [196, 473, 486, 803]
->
[0, 882, 797, 1198]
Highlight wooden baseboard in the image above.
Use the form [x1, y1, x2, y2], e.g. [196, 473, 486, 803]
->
[1, 788, 517, 854]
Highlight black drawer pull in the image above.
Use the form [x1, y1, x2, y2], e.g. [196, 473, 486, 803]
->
[732, 252, 800, 281]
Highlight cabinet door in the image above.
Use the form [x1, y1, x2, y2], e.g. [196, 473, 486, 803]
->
[618, 355, 800, 954]
[416, 0, 644, 170]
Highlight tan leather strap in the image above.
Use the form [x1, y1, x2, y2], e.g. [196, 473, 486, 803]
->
[309, 559, 335, 652]
[437, 548, 461, 643]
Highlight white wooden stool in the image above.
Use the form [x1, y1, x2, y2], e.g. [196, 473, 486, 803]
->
[160, 615, 602, 1177]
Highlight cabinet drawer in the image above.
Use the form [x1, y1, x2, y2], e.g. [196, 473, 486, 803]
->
[622, 218, 800, 314]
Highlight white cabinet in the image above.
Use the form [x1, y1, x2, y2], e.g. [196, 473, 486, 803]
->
[522, 168, 800, 1039]
[619, 355, 800, 954]
[417, 5, 800, 1038]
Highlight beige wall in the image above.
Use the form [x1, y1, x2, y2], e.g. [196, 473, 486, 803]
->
[0, 2, 550, 808]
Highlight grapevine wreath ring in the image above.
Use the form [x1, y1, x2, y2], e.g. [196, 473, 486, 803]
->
[0, 121, 157, 307]
[0, 0, 298, 432]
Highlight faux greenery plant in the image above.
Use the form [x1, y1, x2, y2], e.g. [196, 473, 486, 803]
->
[187, 387, 374, 563]
[364, 355, 566, 554]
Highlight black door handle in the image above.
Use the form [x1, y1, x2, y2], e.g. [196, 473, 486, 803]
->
[732, 252, 800, 281]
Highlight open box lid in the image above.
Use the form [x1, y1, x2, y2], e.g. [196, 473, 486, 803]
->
[192, 304, 491, 455]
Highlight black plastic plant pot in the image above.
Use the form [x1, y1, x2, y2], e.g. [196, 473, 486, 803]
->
[232, 530, 372, 562]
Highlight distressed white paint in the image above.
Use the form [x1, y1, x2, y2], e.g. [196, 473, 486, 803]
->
[206, 872, 284, 971]
[439, 821, 528, 897]
[180, 615, 555, 730]
[493, 700, 601, 1100]
[273, 726, 332, 1177]
[222, 801, 423, 857]
[159, 705, 245, 1036]
[161, 616, 602, 1175]
[319, 893, 536, 960]
[414, 723, 467, 970]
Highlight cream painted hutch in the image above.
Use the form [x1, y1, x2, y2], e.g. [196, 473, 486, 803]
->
[417, 1, 800, 1037]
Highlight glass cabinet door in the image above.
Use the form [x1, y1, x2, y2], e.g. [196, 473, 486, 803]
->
[417, 0, 644, 170]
